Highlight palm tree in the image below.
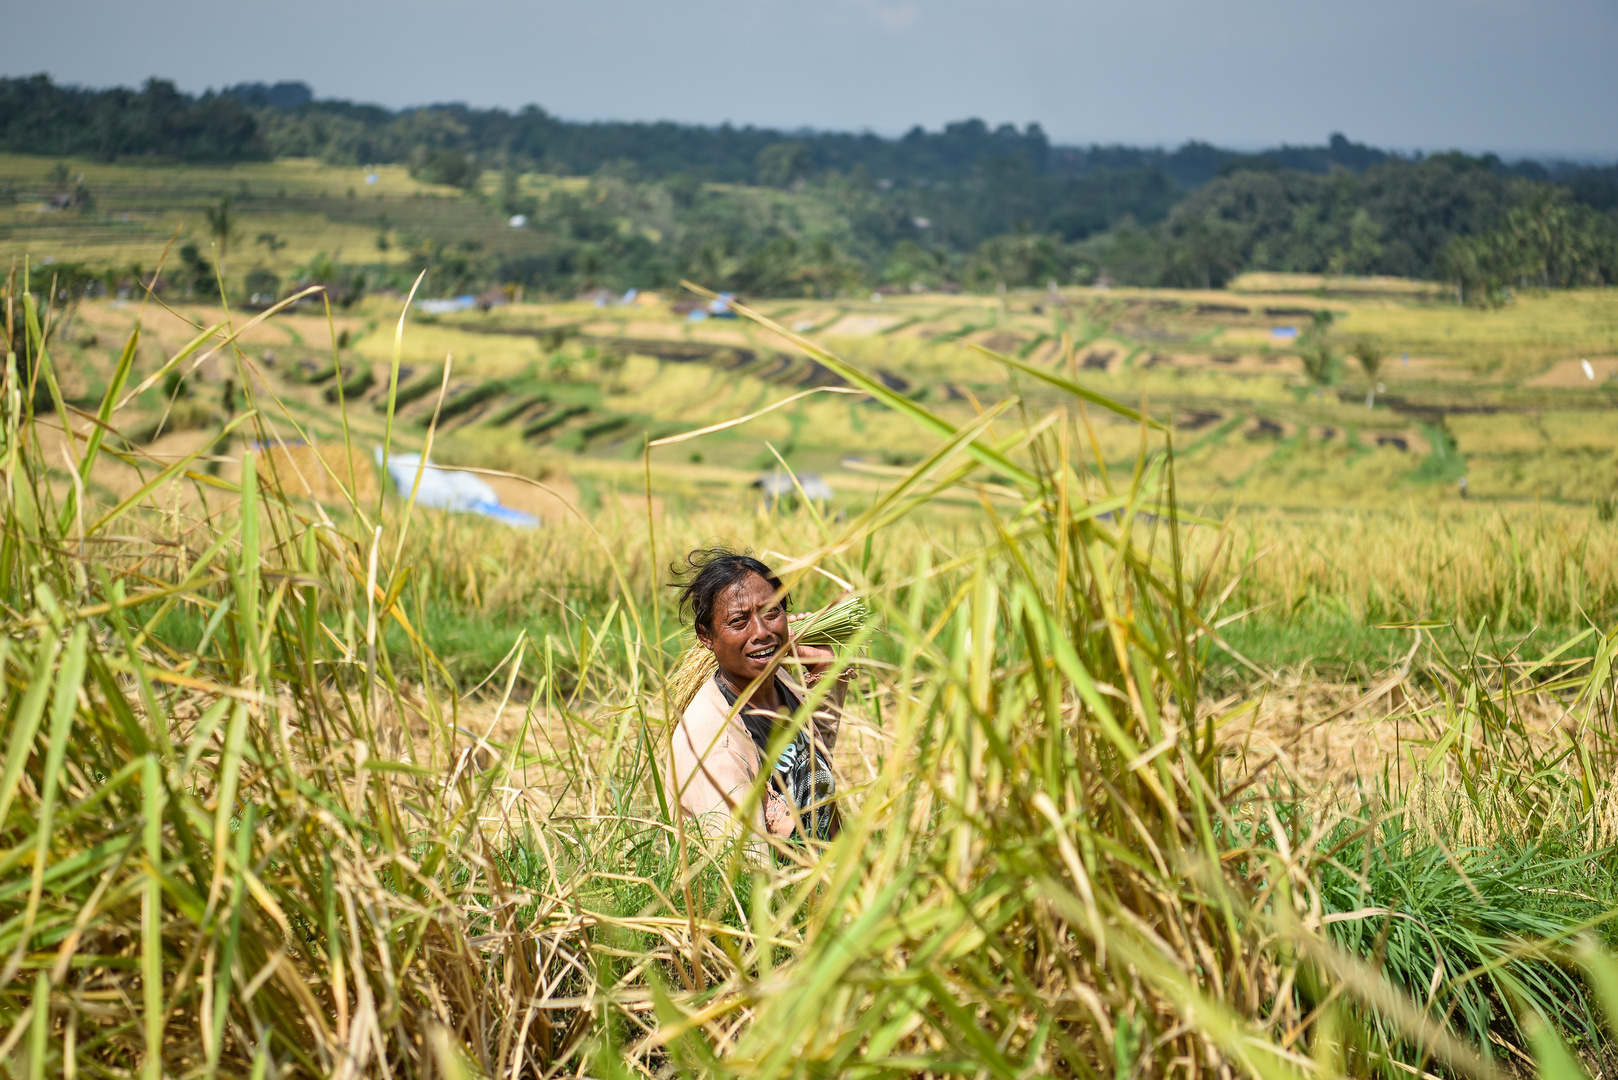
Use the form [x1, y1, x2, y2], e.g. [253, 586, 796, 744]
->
[204, 195, 242, 275]
[1296, 309, 1340, 392]
[1299, 337, 1337, 389]
[1351, 337, 1384, 408]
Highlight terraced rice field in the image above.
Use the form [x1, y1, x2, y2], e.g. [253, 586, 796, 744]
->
[51, 277, 1618, 518]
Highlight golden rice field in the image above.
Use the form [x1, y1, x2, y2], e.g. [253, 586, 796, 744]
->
[36, 272, 1618, 643]
[5, 237, 1618, 1077]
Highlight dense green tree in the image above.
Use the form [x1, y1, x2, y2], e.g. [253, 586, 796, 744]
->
[755, 142, 812, 188]
[0, 75, 265, 161]
[1437, 187, 1618, 304]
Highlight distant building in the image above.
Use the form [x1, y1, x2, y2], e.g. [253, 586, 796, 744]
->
[754, 471, 833, 505]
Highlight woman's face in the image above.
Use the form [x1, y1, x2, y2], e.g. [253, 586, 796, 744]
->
[697, 572, 787, 688]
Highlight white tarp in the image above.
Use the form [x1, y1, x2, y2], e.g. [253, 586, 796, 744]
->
[416, 296, 476, 315]
[377, 451, 539, 527]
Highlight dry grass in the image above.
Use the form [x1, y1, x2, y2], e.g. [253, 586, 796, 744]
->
[1200, 503, 1618, 634]
[6, 274, 1618, 1080]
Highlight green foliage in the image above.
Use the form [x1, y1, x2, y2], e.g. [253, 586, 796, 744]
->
[0, 75, 266, 161]
[1351, 336, 1385, 404]
[176, 241, 216, 297]
[412, 147, 482, 190]
[965, 230, 1086, 289]
[498, 164, 535, 217]
[1315, 821, 1613, 1069]
[1439, 186, 1618, 306]
[242, 267, 279, 299]
[1083, 156, 1618, 288]
[291, 250, 368, 305]
[8, 73, 1618, 299]
[755, 141, 812, 188]
[1300, 335, 1340, 386]
[203, 194, 240, 265]
[880, 238, 945, 289]
[1351, 336, 1384, 381]
[1408, 421, 1467, 485]
[160, 368, 188, 400]
[1295, 309, 1342, 386]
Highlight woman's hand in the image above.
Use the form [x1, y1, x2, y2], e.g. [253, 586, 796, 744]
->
[786, 612, 835, 683]
[764, 792, 795, 836]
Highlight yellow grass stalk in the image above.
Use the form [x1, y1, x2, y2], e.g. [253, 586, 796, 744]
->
[5, 266, 1617, 1080]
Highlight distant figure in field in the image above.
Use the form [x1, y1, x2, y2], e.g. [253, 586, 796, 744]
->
[667, 549, 845, 842]
[1459, 476, 1469, 499]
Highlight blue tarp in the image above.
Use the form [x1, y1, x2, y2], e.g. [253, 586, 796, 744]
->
[690, 292, 737, 320]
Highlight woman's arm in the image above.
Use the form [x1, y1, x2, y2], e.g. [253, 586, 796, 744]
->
[786, 632, 849, 751]
[669, 700, 769, 837]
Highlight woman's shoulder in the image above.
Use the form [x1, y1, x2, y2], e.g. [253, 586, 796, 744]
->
[677, 676, 733, 734]
[671, 678, 748, 767]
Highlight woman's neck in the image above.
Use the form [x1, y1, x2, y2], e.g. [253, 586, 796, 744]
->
[719, 669, 779, 713]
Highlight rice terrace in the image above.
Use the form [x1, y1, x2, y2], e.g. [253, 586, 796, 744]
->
[3, 62, 1618, 1080]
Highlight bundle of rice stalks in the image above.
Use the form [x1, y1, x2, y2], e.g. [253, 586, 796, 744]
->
[663, 594, 871, 715]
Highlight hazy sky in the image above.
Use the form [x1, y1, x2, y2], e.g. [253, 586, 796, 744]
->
[5, 0, 1616, 159]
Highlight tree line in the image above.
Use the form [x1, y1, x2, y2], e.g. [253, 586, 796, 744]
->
[4, 74, 1616, 302]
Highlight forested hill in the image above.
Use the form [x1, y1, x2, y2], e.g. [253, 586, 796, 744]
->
[4, 73, 1617, 299]
[0, 73, 1566, 186]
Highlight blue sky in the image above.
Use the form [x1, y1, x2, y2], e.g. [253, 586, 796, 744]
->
[5, 0, 1615, 158]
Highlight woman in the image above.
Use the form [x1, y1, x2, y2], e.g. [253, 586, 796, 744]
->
[667, 549, 845, 841]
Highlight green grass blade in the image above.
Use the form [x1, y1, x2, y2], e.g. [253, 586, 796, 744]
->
[0, 634, 62, 829]
[1528, 1017, 1589, 1080]
[84, 411, 256, 536]
[67, 325, 141, 505]
[142, 753, 164, 1080]
[28, 970, 48, 1080]
[972, 341, 1164, 428]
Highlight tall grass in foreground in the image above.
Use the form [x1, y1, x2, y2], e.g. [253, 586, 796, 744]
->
[2, 270, 1618, 1079]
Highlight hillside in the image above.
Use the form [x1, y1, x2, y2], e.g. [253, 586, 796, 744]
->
[5, 75, 1618, 300]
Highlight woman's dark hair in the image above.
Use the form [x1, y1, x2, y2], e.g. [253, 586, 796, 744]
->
[670, 548, 785, 632]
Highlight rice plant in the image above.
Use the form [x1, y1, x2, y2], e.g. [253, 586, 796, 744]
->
[2, 266, 1617, 1080]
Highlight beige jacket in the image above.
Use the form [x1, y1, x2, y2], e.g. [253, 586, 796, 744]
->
[667, 673, 845, 838]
